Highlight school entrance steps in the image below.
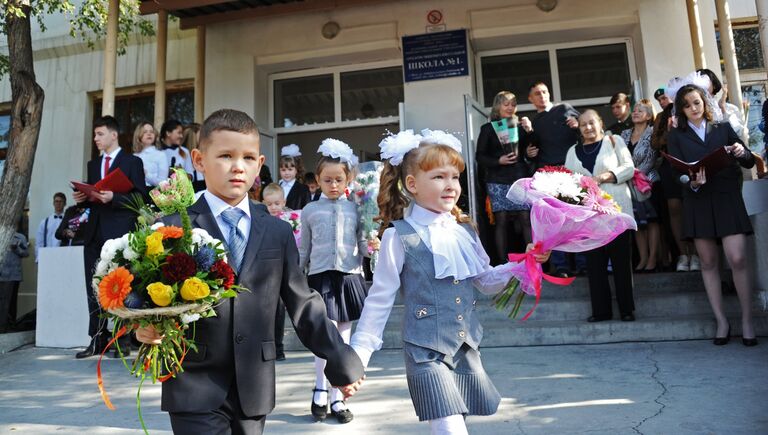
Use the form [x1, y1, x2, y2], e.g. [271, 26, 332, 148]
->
[281, 272, 768, 350]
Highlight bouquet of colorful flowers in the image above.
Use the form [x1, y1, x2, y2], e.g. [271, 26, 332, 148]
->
[494, 166, 637, 320]
[94, 169, 245, 432]
[277, 209, 301, 248]
[350, 161, 383, 270]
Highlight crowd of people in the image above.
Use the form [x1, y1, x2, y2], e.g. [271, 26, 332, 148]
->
[0, 66, 761, 434]
[474, 70, 759, 342]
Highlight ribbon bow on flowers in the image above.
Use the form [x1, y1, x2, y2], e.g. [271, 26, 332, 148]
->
[503, 242, 575, 321]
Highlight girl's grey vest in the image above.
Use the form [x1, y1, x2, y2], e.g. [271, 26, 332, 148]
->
[392, 220, 483, 357]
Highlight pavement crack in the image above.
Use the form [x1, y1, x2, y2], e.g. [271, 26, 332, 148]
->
[632, 343, 668, 435]
[515, 417, 529, 435]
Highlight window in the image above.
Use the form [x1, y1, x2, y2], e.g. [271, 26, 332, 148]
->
[93, 88, 194, 157]
[556, 44, 631, 100]
[716, 24, 764, 70]
[273, 74, 334, 128]
[340, 67, 403, 121]
[0, 111, 9, 179]
[479, 39, 634, 110]
[271, 63, 403, 131]
[481, 51, 550, 106]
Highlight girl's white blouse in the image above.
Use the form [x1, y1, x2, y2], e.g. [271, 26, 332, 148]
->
[350, 204, 515, 367]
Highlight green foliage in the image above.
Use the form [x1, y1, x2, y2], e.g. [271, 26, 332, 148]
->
[0, 0, 155, 77]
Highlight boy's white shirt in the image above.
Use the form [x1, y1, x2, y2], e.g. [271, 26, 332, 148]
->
[350, 203, 515, 367]
[202, 190, 251, 246]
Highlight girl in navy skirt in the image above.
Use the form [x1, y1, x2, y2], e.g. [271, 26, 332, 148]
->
[299, 139, 368, 423]
[351, 130, 548, 434]
[667, 84, 757, 346]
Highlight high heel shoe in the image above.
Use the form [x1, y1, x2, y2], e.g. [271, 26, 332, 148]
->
[310, 388, 328, 421]
[742, 337, 758, 347]
[713, 324, 730, 346]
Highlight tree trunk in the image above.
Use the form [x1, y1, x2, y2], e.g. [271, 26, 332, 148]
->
[0, 2, 44, 265]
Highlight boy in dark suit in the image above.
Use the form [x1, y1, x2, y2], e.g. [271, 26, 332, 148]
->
[72, 115, 147, 358]
[136, 109, 364, 434]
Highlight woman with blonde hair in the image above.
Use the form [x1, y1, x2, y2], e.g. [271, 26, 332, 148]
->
[132, 121, 167, 187]
[475, 91, 533, 263]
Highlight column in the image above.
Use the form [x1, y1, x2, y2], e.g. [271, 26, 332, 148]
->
[195, 25, 206, 124]
[715, 0, 743, 112]
[154, 9, 168, 129]
[686, 0, 707, 69]
[101, 0, 119, 116]
[756, 0, 768, 74]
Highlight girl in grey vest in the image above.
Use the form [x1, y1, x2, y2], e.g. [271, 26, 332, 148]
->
[351, 130, 546, 434]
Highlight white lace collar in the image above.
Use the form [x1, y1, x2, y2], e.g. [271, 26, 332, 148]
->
[405, 204, 489, 280]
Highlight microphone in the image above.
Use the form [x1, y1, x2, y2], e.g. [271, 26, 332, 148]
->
[679, 174, 690, 184]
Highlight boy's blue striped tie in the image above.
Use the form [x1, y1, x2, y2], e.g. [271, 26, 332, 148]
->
[221, 208, 246, 272]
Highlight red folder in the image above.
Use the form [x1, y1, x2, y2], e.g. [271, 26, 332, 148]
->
[72, 168, 134, 201]
[662, 146, 734, 176]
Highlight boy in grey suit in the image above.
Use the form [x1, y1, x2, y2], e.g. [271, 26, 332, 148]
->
[137, 109, 363, 434]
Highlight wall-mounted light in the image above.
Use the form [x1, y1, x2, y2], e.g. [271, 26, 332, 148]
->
[536, 0, 558, 12]
[322, 21, 340, 39]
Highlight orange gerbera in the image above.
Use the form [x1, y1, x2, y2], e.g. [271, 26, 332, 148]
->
[98, 267, 134, 310]
[156, 225, 184, 240]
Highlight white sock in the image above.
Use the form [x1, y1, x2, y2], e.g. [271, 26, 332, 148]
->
[331, 400, 347, 412]
[313, 356, 328, 405]
[429, 415, 468, 435]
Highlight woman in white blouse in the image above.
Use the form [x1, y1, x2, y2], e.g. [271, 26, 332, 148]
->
[132, 122, 167, 187]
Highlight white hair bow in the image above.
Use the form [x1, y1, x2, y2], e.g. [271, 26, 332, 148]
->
[281, 144, 302, 157]
[318, 138, 357, 167]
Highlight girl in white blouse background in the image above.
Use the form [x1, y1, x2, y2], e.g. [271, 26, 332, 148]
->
[350, 130, 548, 435]
[299, 139, 367, 425]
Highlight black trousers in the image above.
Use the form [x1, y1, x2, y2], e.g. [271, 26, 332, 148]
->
[84, 242, 106, 338]
[169, 383, 266, 435]
[274, 298, 285, 356]
[585, 231, 635, 318]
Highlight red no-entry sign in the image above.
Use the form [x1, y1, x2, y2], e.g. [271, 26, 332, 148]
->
[427, 9, 443, 25]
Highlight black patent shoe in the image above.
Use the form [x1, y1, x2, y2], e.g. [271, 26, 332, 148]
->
[713, 324, 730, 346]
[311, 388, 328, 421]
[620, 313, 635, 322]
[76, 335, 106, 359]
[742, 337, 758, 347]
[330, 401, 354, 424]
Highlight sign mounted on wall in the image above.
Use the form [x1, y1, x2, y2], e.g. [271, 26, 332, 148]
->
[402, 29, 468, 83]
[425, 10, 446, 32]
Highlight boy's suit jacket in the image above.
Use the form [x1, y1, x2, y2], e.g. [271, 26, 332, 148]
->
[82, 150, 147, 245]
[285, 182, 310, 210]
[667, 121, 754, 195]
[161, 197, 364, 417]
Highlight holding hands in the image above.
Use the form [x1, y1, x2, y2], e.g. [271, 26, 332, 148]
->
[335, 375, 366, 399]
[525, 243, 551, 263]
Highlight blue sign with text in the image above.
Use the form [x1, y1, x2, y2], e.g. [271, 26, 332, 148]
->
[403, 29, 468, 82]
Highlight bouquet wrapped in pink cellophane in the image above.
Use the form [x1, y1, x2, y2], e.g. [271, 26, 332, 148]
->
[495, 167, 637, 320]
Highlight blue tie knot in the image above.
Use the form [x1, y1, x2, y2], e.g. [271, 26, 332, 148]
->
[221, 208, 243, 228]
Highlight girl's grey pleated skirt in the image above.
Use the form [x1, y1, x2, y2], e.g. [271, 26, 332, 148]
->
[403, 342, 501, 421]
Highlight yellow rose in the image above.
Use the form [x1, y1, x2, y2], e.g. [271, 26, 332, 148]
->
[145, 231, 165, 257]
[146, 282, 174, 307]
[180, 277, 210, 301]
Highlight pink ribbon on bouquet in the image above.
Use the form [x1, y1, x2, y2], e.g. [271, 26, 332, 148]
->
[632, 169, 652, 194]
[507, 242, 575, 321]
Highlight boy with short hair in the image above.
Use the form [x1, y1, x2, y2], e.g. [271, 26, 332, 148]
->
[304, 172, 321, 202]
[137, 109, 363, 434]
[261, 183, 287, 217]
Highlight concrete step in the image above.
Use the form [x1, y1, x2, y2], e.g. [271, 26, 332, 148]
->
[380, 290, 756, 322]
[385, 271, 713, 304]
[282, 313, 768, 350]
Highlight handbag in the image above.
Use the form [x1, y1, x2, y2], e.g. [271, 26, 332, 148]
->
[606, 135, 652, 202]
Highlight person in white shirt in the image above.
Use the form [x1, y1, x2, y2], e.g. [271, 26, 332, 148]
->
[35, 192, 66, 262]
[159, 119, 194, 176]
[132, 122, 167, 187]
[350, 130, 548, 435]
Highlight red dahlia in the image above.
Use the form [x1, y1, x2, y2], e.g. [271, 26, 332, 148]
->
[161, 253, 197, 283]
[211, 259, 235, 289]
[537, 165, 573, 174]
